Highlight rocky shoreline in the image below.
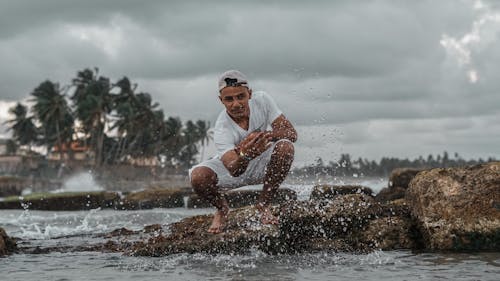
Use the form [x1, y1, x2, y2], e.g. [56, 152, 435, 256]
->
[1, 162, 499, 257]
[0, 188, 297, 211]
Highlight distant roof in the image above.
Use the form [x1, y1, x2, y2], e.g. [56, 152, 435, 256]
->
[53, 142, 90, 152]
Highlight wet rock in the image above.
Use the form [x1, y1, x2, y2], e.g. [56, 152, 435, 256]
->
[375, 168, 424, 202]
[0, 191, 120, 210]
[132, 194, 418, 256]
[359, 216, 421, 250]
[186, 188, 297, 208]
[389, 168, 423, 189]
[22, 240, 130, 255]
[143, 224, 163, 233]
[375, 186, 406, 202]
[406, 162, 500, 251]
[19, 224, 159, 255]
[310, 184, 374, 201]
[0, 227, 17, 256]
[118, 187, 193, 209]
[105, 227, 136, 238]
[279, 194, 382, 246]
[132, 207, 284, 256]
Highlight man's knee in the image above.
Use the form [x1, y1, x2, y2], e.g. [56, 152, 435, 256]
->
[273, 139, 295, 157]
[190, 166, 217, 189]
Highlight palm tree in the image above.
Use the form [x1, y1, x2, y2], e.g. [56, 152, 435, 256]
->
[160, 116, 184, 165]
[71, 67, 114, 167]
[5, 102, 38, 153]
[112, 77, 164, 161]
[30, 80, 74, 160]
[177, 120, 200, 167]
[195, 120, 213, 161]
[127, 92, 162, 158]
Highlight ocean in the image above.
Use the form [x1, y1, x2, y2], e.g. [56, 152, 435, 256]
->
[1, 180, 499, 281]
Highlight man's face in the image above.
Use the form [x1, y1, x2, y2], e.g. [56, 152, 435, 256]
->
[219, 86, 252, 120]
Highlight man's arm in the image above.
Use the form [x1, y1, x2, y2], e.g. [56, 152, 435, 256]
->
[221, 132, 271, 177]
[220, 115, 297, 177]
[266, 114, 297, 143]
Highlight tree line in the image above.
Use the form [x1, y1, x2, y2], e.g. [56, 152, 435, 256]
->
[5, 67, 212, 169]
[294, 151, 497, 177]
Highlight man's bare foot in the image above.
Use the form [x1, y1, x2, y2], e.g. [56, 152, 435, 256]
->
[208, 207, 229, 234]
[256, 203, 279, 225]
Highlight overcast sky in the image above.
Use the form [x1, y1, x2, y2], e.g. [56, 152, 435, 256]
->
[0, 0, 499, 166]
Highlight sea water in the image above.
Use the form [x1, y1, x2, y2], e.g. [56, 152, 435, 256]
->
[1, 181, 499, 281]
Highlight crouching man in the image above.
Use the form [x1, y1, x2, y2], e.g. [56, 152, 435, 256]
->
[189, 70, 297, 233]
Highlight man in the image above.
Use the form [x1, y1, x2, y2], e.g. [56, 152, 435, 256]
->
[189, 70, 297, 234]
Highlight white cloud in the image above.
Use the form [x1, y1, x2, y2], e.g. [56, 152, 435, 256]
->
[440, 0, 500, 83]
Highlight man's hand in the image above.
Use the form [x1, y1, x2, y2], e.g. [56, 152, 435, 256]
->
[237, 131, 273, 160]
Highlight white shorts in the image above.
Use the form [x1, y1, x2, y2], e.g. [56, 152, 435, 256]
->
[189, 139, 291, 190]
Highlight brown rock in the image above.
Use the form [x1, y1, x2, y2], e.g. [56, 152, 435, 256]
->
[375, 186, 406, 202]
[310, 184, 374, 200]
[132, 193, 418, 256]
[280, 194, 382, 243]
[406, 162, 500, 251]
[374, 168, 425, 202]
[105, 227, 136, 238]
[143, 224, 163, 233]
[186, 188, 297, 208]
[119, 187, 193, 209]
[0, 191, 120, 211]
[0, 227, 17, 256]
[359, 216, 420, 250]
[132, 206, 284, 256]
[389, 168, 423, 189]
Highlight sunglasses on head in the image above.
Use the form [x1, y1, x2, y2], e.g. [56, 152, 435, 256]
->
[224, 77, 246, 87]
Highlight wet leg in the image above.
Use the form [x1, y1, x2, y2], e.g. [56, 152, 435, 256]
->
[191, 166, 229, 233]
[258, 140, 295, 224]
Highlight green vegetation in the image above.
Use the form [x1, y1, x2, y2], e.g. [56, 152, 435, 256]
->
[6, 67, 212, 168]
[295, 152, 497, 177]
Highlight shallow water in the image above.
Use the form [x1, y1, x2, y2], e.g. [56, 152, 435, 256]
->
[1, 207, 499, 281]
[1, 181, 499, 280]
[2, 250, 499, 281]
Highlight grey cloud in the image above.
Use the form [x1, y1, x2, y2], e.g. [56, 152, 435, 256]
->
[0, 0, 463, 82]
[0, 0, 499, 163]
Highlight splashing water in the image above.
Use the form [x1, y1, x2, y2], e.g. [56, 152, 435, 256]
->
[54, 172, 104, 193]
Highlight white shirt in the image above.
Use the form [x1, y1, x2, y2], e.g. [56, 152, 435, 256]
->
[213, 91, 283, 158]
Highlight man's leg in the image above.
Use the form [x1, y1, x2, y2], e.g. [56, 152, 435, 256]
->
[190, 166, 229, 233]
[258, 140, 295, 224]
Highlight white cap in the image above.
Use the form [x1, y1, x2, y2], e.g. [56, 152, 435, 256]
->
[218, 70, 249, 91]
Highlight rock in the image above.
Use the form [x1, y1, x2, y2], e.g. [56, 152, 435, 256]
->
[0, 191, 120, 211]
[406, 162, 500, 251]
[105, 227, 136, 238]
[375, 168, 424, 202]
[143, 224, 163, 233]
[389, 168, 423, 189]
[0, 227, 17, 256]
[132, 194, 418, 256]
[375, 186, 406, 202]
[310, 184, 374, 200]
[132, 206, 284, 256]
[186, 188, 297, 208]
[359, 216, 421, 250]
[119, 187, 193, 209]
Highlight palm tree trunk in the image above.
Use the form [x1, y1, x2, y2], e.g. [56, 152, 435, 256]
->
[96, 130, 104, 168]
[55, 122, 64, 163]
[200, 143, 205, 162]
